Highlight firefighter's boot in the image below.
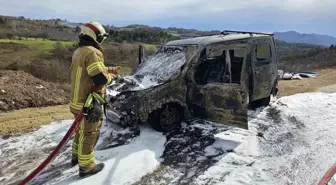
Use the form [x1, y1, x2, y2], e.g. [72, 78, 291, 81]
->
[71, 157, 78, 167]
[79, 163, 105, 178]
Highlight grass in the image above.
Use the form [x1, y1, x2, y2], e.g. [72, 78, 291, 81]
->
[0, 38, 74, 52]
[0, 38, 75, 68]
[0, 105, 72, 136]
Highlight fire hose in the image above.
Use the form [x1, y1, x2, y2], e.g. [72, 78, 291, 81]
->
[17, 110, 84, 185]
[318, 164, 336, 185]
[16, 78, 133, 185]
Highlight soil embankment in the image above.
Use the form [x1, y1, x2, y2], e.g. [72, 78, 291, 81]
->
[0, 70, 69, 112]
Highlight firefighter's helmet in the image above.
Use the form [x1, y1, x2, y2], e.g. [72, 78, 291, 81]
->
[80, 21, 109, 44]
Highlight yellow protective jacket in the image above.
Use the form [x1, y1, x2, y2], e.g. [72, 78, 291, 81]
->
[69, 46, 119, 114]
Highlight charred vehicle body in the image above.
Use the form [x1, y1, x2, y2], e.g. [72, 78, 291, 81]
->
[106, 30, 279, 132]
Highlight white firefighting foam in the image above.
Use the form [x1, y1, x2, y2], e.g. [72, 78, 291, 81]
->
[2, 92, 336, 184]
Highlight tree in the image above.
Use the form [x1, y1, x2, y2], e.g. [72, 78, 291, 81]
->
[75, 25, 81, 33]
[330, 44, 334, 50]
[0, 17, 6, 24]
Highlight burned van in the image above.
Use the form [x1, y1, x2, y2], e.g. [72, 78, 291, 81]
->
[106, 30, 279, 132]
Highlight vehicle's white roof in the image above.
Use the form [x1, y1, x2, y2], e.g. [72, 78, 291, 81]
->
[165, 33, 272, 46]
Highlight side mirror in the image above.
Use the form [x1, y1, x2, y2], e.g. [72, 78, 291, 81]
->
[138, 45, 145, 65]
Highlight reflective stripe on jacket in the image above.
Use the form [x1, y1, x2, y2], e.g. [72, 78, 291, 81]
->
[69, 46, 112, 114]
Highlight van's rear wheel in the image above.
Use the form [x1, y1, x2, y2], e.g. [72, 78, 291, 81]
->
[253, 82, 277, 108]
[148, 104, 183, 133]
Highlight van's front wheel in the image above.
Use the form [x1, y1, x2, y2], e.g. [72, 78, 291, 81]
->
[148, 104, 183, 133]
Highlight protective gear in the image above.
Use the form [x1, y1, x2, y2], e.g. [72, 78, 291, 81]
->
[80, 21, 109, 44]
[79, 163, 105, 178]
[71, 112, 103, 173]
[69, 46, 113, 114]
[70, 39, 114, 175]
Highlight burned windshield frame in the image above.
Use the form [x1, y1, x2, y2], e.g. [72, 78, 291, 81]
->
[158, 46, 184, 53]
[132, 45, 198, 83]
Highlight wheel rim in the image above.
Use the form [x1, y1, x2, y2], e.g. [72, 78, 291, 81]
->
[159, 106, 180, 131]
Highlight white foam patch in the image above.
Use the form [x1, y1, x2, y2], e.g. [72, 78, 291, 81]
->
[53, 126, 166, 185]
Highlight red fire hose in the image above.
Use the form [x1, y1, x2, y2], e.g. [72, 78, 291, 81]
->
[17, 110, 84, 185]
[318, 164, 336, 185]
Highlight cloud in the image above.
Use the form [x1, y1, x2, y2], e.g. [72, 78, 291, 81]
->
[0, 0, 335, 35]
[1, 0, 335, 21]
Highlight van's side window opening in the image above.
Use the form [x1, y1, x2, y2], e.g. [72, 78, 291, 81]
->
[194, 46, 245, 85]
[255, 41, 272, 66]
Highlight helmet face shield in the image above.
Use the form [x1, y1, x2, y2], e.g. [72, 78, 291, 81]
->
[97, 33, 109, 44]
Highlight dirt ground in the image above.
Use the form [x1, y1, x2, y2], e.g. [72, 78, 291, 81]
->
[1, 68, 336, 136]
[278, 68, 336, 97]
[0, 70, 69, 112]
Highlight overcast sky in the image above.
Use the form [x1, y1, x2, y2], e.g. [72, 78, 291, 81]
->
[0, 0, 335, 36]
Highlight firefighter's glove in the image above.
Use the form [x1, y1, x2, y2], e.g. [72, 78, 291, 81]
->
[108, 66, 122, 75]
[114, 66, 121, 74]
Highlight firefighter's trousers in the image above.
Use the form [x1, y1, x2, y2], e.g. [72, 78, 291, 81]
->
[71, 113, 102, 172]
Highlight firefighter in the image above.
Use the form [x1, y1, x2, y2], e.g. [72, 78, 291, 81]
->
[69, 21, 121, 177]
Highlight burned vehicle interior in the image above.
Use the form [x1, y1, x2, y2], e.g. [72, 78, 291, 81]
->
[194, 46, 245, 85]
[107, 32, 277, 133]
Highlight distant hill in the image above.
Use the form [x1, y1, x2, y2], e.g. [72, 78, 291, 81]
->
[274, 31, 336, 46]
[3, 15, 335, 46]
[275, 40, 324, 56]
[2, 15, 336, 75]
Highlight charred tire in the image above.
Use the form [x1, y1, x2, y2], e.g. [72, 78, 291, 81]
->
[255, 81, 278, 107]
[258, 96, 271, 106]
[148, 103, 183, 133]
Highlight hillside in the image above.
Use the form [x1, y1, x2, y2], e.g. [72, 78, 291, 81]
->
[3, 15, 336, 45]
[0, 15, 335, 88]
[279, 48, 336, 71]
[274, 31, 336, 46]
[1, 16, 335, 67]
[2, 15, 336, 72]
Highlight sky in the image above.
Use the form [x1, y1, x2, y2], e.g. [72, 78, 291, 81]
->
[0, 0, 335, 36]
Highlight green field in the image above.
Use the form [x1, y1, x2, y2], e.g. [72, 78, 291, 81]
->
[0, 38, 74, 52]
[0, 38, 75, 68]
